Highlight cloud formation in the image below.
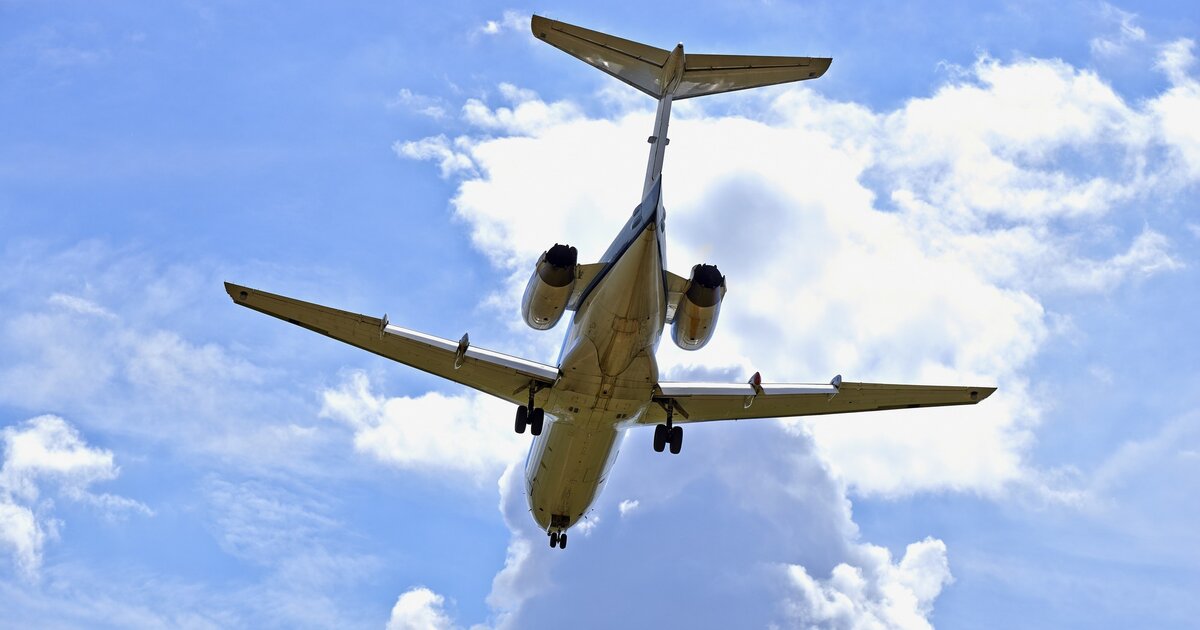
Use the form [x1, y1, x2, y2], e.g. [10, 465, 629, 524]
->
[0, 415, 148, 580]
[782, 538, 952, 630]
[320, 371, 526, 483]
[387, 587, 455, 630]
[378, 37, 1200, 626]
[397, 42, 1193, 499]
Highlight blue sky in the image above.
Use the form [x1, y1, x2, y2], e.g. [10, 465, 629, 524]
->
[2, 1, 1198, 628]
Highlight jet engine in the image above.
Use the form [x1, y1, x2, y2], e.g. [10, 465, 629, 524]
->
[671, 263, 726, 350]
[521, 243, 578, 330]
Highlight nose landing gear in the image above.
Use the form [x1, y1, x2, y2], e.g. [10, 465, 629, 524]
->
[548, 530, 567, 549]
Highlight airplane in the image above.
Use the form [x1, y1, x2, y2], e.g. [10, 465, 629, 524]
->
[225, 15, 995, 550]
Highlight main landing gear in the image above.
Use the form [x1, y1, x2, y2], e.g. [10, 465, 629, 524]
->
[514, 405, 544, 435]
[514, 382, 545, 436]
[549, 530, 567, 549]
[653, 400, 683, 454]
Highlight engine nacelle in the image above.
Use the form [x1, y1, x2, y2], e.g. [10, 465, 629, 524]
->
[672, 264, 726, 350]
[521, 243, 578, 330]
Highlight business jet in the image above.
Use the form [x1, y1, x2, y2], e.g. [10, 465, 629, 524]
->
[226, 15, 994, 550]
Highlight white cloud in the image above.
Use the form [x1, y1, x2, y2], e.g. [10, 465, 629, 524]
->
[574, 515, 599, 536]
[1152, 39, 1200, 180]
[0, 244, 335, 474]
[475, 11, 527, 37]
[394, 135, 476, 177]
[461, 84, 583, 136]
[403, 419, 957, 628]
[1090, 3, 1146, 57]
[388, 89, 448, 119]
[782, 538, 952, 630]
[1156, 38, 1196, 85]
[398, 49, 1192, 498]
[47, 293, 116, 319]
[387, 587, 456, 630]
[617, 499, 639, 517]
[0, 415, 148, 580]
[319, 371, 526, 483]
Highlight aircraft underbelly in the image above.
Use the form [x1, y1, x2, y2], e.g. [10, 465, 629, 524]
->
[524, 204, 666, 532]
[525, 415, 625, 531]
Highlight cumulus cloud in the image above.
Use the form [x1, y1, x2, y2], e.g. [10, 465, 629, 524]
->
[387, 587, 456, 630]
[462, 84, 583, 136]
[390, 420, 957, 628]
[394, 135, 476, 177]
[1151, 39, 1200, 180]
[475, 11, 527, 37]
[782, 538, 952, 630]
[397, 49, 1191, 499]
[319, 371, 526, 483]
[0, 415, 148, 580]
[617, 499, 639, 517]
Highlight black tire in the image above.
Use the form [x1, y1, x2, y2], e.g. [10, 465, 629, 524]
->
[559, 533, 567, 549]
[653, 424, 667, 452]
[530, 408, 545, 436]
[515, 406, 528, 434]
[549, 531, 559, 547]
[669, 426, 683, 455]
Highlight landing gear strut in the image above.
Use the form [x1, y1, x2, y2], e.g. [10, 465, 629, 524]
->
[653, 400, 683, 454]
[548, 530, 567, 549]
[514, 382, 545, 436]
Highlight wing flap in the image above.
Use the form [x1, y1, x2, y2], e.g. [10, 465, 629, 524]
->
[646, 380, 995, 424]
[225, 282, 557, 405]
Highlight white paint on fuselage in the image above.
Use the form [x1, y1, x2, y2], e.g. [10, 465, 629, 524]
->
[524, 216, 667, 533]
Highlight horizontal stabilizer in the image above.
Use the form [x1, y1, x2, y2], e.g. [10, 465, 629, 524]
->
[532, 15, 831, 99]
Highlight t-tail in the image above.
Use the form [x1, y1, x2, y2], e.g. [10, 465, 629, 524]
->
[531, 15, 832, 197]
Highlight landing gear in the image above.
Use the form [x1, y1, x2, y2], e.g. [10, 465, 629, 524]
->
[653, 424, 668, 452]
[549, 531, 559, 547]
[653, 400, 683, 454]
[549, 531, 567, 549]
[514, 383, 546, 436]
[515, 406, 528, 434]
[668, 425, 682, 454]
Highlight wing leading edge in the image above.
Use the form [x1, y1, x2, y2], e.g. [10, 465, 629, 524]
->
[224, 283, 557, 406]
[644, 380, 996, 424]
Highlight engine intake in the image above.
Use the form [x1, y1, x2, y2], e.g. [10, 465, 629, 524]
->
[672, 263, 726, 350]
[521, 243, 578, 330]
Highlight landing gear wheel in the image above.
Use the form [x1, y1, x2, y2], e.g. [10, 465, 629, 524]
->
[549, 531, 560, 548]
[669, 425, 683, 455]
[558, 533, 567, 549]
[530, 408, 545, 436]
[653, 424, 668, 452]
[515, 405, 528, 434]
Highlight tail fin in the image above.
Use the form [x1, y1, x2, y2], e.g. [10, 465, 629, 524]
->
[531, 15, 831, 100]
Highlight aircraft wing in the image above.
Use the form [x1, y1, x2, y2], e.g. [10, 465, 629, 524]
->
[643, 380, 995, 424]
[224, 283, 558, 405]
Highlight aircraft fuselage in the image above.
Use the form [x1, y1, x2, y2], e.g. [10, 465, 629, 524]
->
[523, 184, 669, 533]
